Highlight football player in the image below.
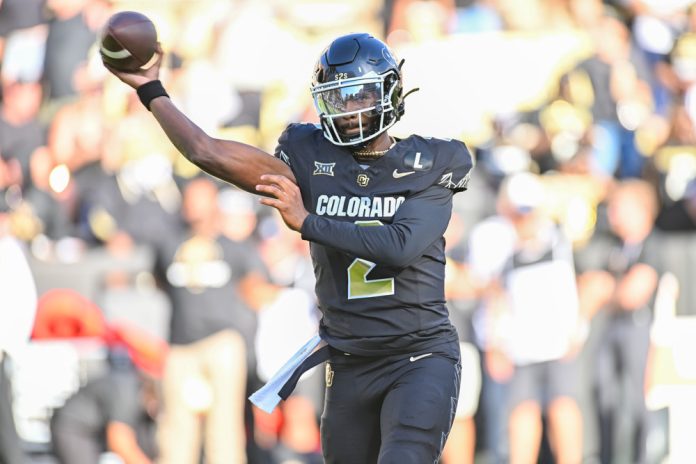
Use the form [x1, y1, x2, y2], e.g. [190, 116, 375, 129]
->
[104, 32, 474, 463]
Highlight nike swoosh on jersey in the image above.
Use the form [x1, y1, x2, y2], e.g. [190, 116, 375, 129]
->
[393, 169, 415, 178]
[409, 353, 433, 362]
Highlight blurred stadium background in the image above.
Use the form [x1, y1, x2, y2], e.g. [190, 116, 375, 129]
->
[2, 0, 696, 463]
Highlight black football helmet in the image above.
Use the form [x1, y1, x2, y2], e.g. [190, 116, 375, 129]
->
[311, 33, 408, 147]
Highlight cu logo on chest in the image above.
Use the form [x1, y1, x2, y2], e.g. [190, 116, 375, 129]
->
[356, 173, 370, 187]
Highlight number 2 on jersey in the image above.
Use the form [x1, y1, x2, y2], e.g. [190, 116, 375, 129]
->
[347, 221, 395, 299]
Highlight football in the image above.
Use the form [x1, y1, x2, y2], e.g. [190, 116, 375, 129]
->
[99, 11, 158, 72]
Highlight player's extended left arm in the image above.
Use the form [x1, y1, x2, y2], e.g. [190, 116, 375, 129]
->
[301, 187, 453, 268]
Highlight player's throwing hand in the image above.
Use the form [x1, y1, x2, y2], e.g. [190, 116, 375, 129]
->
[102, 42, 164, 89]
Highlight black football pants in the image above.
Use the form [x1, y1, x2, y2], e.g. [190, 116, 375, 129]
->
[320, 342, 461, 464]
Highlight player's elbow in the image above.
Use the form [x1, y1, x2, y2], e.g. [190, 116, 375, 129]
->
[371, 247, 419, 268]
[365, 228, 421, 268]
[186, 136, 229, 179]
[375, 256, 411, 268]
[186, 134, 214, 165]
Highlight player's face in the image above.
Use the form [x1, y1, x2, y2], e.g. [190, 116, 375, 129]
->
[315, 82, 381, 136]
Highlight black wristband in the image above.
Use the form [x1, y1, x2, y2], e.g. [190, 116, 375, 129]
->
[136, 80, 169, 111]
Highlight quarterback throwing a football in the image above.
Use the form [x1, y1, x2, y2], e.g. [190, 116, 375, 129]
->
[105, 32, 474, 463]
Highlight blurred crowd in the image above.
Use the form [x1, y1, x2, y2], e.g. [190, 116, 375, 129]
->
[2, 0, 696, 463]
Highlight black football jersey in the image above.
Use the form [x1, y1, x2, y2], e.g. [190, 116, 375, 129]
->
[274, 123, 473, 355]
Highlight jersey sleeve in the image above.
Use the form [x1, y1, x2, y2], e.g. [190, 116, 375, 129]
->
[273, 123, 320, 190]
[435, 140, 474, 193]
[300, 185, 453, 268]
[273, 124, 295, 168]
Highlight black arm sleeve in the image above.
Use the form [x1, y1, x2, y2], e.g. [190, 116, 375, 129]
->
[300, 186, 453, 268]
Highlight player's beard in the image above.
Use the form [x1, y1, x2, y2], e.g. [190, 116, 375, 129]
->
[337, 113, 379, 150]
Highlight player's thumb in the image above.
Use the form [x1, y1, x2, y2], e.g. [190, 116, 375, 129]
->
[142, 42, 165, 76]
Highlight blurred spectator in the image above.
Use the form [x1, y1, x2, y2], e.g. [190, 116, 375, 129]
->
[0, 157, 37, 360]
[0, 356, 27, 464]
[218, 187, 259, 243]
[496, 0, 575, 31]
[209, 2, 315, 152]
[0, 0, 45, 39]
[657, 178, 696, 232]
[50, 353, 161, 464]
[153, 177, 266, 464]
[81, 139, 182, 252]
[43, 84, 107, 248]
[578, 179, 662, 464]
[47, 85, 104, 174]
[275, 0, 383, 38]
[256, 210, 316, 294]
[56, 88, 184, 250]
[503, 174, 583, 464]
[0, 187, 37, 464]
[32, 288, 107, 340]
[536, 76, 594, 173]
[571, 9, 653, 179]
[42, 0, 111, 103]
[650, 102, 696, 231]
[441, 211, 481, 464]
[466, 178, 518, 463]
[653, 4, 696, 119]
[0, 79, 46, 184]
[30, 291, 166, 464]
[627, 0, 689, 116]
[0, 150, 22, 198]
[21, 148, 75, 242]
[0, 79, 76, 251]
[386, 0, 457, 43]
[453, 0, 504, 34]
[0, 0, 47, 89]
[174, 58, 242, 135]
[568, 0, 605, 29]
[469, 172, 585, 464]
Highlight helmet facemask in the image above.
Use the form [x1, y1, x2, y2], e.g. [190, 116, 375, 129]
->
[312, 70, 402, 147]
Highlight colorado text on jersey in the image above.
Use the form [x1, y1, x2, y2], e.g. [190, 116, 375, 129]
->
[315, 195, 405, 218]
